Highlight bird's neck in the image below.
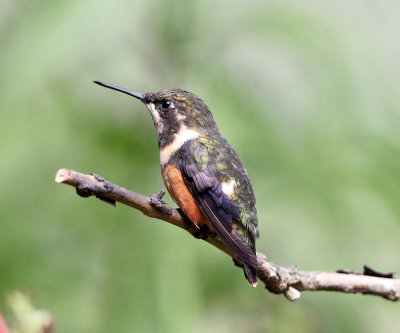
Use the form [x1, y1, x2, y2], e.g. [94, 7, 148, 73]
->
[159, 125, 200, 167]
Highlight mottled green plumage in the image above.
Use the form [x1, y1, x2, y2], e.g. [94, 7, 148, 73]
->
[144, 89, 259, 251]
[195, 135, 258, 251]
[94, 81, 259, 285]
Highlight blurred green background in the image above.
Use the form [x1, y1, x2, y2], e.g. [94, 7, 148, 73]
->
[1, 0, 400, 332]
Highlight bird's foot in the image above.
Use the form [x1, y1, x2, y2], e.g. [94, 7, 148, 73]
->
[176, 208, 193, 230]
[192, 225, 216, 240]
[175, 209, 217, 239]
[232, 258, 243, 268]
[149, 189, 172, 215]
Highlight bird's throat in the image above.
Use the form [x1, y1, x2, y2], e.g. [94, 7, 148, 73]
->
[159, 125, 200, 166]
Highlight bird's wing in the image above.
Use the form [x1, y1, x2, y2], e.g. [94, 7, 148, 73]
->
[179, 140, 258, 270]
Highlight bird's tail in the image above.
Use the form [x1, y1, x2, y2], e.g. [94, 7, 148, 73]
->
[212, 227, 258, 287]
[243, 262, 258, 287]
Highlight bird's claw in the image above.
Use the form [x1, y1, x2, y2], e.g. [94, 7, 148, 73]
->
[149, 189, 172, 215]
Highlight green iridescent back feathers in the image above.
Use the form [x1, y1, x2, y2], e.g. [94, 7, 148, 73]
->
[146, 89, 259, 251]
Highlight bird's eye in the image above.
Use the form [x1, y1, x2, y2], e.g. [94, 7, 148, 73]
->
[159, 100, 171, 110]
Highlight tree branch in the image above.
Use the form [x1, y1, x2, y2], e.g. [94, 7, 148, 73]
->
[55, 168, 400, 302]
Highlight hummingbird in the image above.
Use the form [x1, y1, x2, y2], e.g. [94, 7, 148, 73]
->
[94, 81, 259, 286]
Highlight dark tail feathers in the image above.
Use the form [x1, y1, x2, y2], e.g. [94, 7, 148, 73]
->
[243, 263, 258, 287]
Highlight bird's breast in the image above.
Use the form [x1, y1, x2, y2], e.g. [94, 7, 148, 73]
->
[162, 164, 208, 227]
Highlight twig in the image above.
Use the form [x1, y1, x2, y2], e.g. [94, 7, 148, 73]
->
[55, 168, 400, 302]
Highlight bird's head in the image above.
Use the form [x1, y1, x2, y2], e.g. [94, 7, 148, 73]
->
[94, 81, 217, 148]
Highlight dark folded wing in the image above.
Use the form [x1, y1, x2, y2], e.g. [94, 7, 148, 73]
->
[179, 143, 258, 269]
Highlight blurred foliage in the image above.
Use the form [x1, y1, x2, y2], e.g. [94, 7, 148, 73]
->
[2, 292, 52, 333]
[1, 0, 400, 332]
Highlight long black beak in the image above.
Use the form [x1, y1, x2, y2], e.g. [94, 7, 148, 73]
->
[93, 81, 144, 101]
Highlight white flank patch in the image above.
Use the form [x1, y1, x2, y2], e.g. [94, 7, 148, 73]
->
[222, 179, 237, 198]
[160, 125, 200, 166]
